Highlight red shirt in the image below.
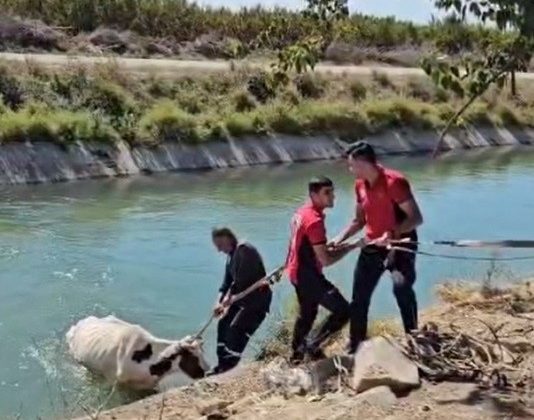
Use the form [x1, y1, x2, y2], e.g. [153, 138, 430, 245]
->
[355, 165, 414, 240]
[285, 202, 327, 284]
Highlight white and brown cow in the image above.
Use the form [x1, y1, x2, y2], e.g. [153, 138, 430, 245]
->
[66, 315, 209, 390]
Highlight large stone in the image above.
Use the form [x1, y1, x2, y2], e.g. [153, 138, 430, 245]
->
[310, 355, 354, 394]
[352, 337, 420, 394]
[355, 386, 398, 409]
[261, 358, 313, 396]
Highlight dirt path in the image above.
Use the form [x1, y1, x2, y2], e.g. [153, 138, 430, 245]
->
[2, 52, 534, 80]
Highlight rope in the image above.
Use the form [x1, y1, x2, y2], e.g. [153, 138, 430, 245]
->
[389, 245, 534, 261]
[193, 266, 285, 339]
[392, 239, 534, 249]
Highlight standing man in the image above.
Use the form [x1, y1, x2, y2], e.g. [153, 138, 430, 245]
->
[286, 176, 358, 364]
[211, 227, 272, 374]
[332, 142, 424, 354]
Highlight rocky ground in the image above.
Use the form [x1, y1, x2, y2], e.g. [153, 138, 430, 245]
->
[76, 281, 534, 420]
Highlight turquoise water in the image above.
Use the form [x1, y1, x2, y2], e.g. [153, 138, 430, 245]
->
[2, 146, 534, 418]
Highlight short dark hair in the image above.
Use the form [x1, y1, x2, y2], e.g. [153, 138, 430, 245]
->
[308, 176, 334, 194]
[212, 227, 238, 244]
[345, 141, 376, 163]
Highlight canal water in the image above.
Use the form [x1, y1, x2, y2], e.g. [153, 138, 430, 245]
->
[2, 146, 534, 418]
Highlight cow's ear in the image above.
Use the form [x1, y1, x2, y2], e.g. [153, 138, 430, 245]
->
[149, 359, 172, 377]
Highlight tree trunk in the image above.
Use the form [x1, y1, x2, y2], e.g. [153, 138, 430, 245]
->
[511, 70, 517, 97]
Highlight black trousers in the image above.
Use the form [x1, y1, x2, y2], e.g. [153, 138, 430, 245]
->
[349, 246, 418, 350]
[216, 304, 267, 372]
[292, 273, 350, 354]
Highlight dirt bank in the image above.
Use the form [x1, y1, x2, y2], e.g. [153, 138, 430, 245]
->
[76, 281, 534, 420]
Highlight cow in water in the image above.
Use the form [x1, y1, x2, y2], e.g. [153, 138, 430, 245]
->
[66, 315, 209, 390]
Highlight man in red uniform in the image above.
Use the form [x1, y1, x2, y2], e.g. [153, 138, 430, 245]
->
[332, 142, 424, 354]
[286, 176, 358, 363]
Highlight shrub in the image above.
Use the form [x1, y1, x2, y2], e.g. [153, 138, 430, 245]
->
[247, 72, 275, 103]
[362, 98, 440, 131]
[224, 112, 258, 137]
[263, 103, 304, 135]
[279, 86, 301, 106]
[463, 102, 492, 125]
[297, 101, 369, 138]
[0, 104, 118, 144]
[175, 89, 207, 114]
[0, 69, 24, 109]
[232, 89, 257, 112]
[349, 80, 367, 101]
[405, 78, 433, 102]
[372, 70, 394, 89]
[138, 100, 204, 144]
[434, 87, 450, 103]
[294, 73, 324, 99]
[83, 79, 137, 120]
[495, 104, 522, 126]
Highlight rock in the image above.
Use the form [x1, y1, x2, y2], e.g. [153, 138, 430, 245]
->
[261, 358, 313, 396]
[197, 399, 232, 419]
[324, 41, 365, 64]
[0, 16, 64, 50]
[355, 386, 397, 409]
[429, 382, 479, 404]
[145, 41, 173, 56]
[88, 27, 132, 53]
[228, 393, 262, 414]
[310, 355, 354, 394]
[352, 336, 420, 394]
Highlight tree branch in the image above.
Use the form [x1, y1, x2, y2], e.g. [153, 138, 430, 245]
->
[432, 69, 506, 158]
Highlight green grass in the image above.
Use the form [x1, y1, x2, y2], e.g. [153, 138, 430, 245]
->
[0, 60, 533, 146]
[0, 103, 118, 144]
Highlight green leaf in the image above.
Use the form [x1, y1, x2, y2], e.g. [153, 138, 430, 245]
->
[421, 61, 432, 75]
[450, 80, 465, 98]
[431, 68, 442, 85]
[440, 73, 451, 89]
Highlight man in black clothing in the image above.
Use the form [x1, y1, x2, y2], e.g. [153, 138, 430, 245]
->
[210, 227, 271, 374]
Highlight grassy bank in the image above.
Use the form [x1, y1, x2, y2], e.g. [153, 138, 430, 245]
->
[0, 59, 534, 147]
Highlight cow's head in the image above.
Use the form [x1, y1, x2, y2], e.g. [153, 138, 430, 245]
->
[149, 337, 208, 380]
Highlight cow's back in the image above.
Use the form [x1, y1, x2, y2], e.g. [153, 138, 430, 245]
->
[66, 315, 145, 381]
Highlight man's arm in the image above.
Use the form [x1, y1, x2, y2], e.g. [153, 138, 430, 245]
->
[213, 262, 233, 316]
[313, 242, 359, 267]
[227, 245, 257, 293]
[390, 177, 423, 239]
[332, 203, 365, 245]
[393, 198, 423, 238]
[218, 263, 233, 301]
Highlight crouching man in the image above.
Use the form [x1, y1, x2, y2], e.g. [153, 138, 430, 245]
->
[286, 176, 358, 364]
[210, 227, 272, 375]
